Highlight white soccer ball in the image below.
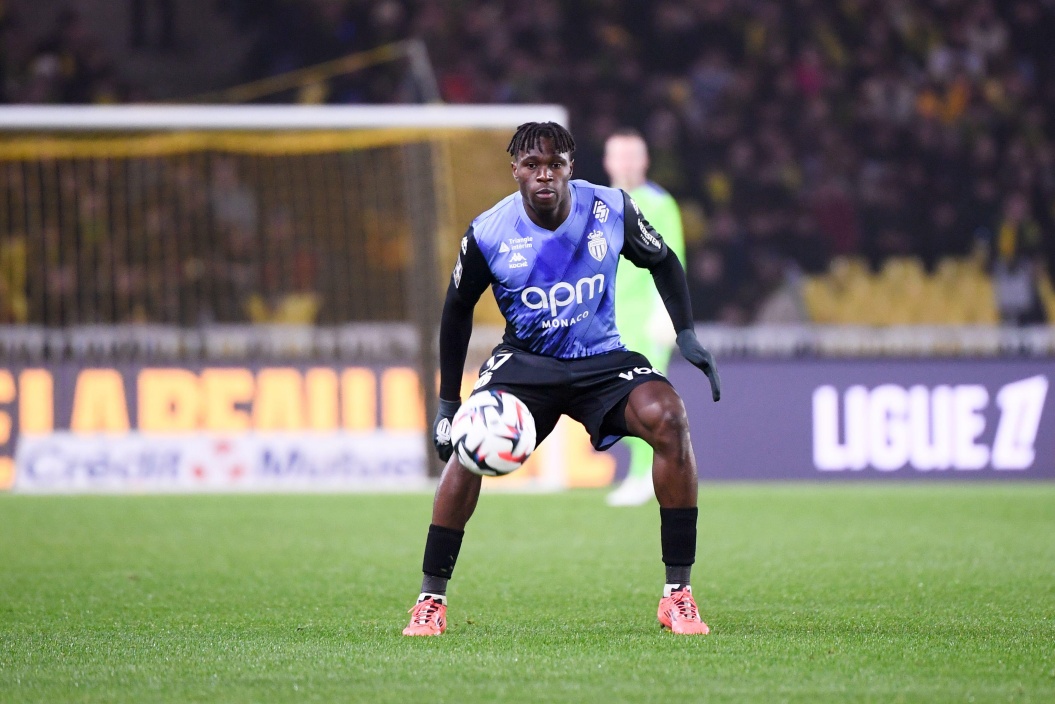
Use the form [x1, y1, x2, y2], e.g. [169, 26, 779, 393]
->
[451, 390, 536, 476]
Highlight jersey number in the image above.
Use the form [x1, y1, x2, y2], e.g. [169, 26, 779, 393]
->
[473, 353, 513, 390]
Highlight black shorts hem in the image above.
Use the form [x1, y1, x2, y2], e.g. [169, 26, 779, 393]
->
[470, 345, 674, 453]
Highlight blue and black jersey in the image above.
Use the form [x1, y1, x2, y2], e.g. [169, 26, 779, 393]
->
[440, 180, 693, 400]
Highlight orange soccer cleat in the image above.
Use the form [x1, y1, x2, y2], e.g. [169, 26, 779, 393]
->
[657, 587, 710, 635]
[402, 596, 447, 636]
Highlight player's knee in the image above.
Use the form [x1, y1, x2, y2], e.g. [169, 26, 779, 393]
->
[635, 395, 689, 448]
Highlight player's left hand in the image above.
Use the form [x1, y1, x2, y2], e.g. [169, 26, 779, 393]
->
[676, 330, 721, 402]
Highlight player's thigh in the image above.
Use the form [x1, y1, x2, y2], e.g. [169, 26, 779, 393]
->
[565, 349, 672, 450]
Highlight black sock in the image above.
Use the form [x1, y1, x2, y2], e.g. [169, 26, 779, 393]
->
[420, 574, 448, 597]
[665, 564, 691, 587]
[421, 523, 464, 594]
[660, 507, 697, 588]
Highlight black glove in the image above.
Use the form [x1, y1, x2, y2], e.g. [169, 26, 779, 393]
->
[676, 330, 721, 402]
[432, 398, 462, 462]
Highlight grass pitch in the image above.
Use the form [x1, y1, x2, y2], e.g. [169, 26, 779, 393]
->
[1, 485, 1053, 703]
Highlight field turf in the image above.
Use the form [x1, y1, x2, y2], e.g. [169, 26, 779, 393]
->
[1, 485, 1053, 703]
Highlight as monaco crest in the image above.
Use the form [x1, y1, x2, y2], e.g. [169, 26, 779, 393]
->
[587, 230, 607, 261]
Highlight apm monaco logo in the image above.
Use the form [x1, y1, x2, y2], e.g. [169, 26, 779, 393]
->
[592, 199, 610, 223]
[509, 252, 528, 269]
[587, 230, 608, 261]
[521, 274, 605, 318]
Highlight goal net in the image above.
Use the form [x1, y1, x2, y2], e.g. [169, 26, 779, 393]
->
[0, 104, 608, 492]
[0, 105, 565, 327]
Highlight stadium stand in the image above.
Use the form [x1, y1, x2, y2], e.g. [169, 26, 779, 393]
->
[2, 0, 1054, 326]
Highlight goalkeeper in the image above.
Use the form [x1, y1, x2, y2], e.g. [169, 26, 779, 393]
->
[603, 129, 687, 506]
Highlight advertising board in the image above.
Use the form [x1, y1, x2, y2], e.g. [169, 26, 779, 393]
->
[0, 363, 597, 492]
[1, 358, 1052, 491]
[679, 359, 1054, 480]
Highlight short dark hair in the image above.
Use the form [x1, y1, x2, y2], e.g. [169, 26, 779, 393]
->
[507, 122, 576, 158]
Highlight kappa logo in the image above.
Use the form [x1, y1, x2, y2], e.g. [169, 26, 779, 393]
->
[587, 230, 608, 261]
[461, 236, 468, 254]
[499, 241, 510, 254]
[453, 258, 463, 287]
[592, 199, 610, 223]
[509, 252, 528, 269]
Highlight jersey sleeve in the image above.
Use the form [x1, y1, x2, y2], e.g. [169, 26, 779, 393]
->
[619, 190, 669, 268]
[438, 227, 494, 401]
[449, 226, 494, 304]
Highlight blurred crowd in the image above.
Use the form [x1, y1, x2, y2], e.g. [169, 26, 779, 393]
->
[0, 3, 146, 103]
[420, 0, 1055, 324]
[3, 0, 1055, 324]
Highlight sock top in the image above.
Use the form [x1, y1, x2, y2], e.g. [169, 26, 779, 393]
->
[418, 592, 447, 605]
[663, 584, 692, 598]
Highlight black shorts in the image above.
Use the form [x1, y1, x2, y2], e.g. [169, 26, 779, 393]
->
[471, 344, 673, 451]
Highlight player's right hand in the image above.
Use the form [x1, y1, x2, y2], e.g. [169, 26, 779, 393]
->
[433, 398, 462, 462]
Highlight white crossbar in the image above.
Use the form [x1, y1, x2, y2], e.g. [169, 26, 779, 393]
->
[0, 104, 570, 131]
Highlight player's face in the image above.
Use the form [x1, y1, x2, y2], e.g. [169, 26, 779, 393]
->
[511, 138, 573, 225]
[603, 135, 648, 190]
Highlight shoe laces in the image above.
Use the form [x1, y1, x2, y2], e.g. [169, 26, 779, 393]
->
[669, 589, 700, 621]
[408, 598, 442, 625]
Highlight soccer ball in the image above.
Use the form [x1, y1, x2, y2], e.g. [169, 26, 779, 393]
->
[451, 390, 536, 476]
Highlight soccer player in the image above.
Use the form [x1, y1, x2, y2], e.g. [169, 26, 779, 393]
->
[603, 128, 687, 507]
[403, 122, 721, 637]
